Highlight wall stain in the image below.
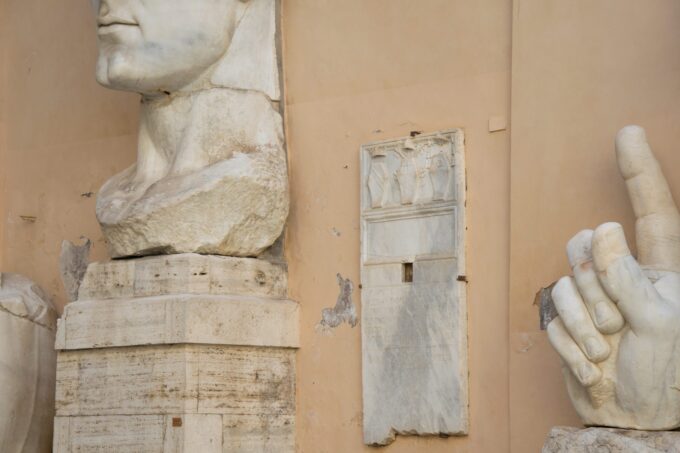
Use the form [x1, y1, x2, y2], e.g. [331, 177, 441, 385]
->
[316, 274, 358, 333]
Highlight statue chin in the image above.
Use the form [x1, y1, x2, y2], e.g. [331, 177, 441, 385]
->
[96, 56, 190, 95]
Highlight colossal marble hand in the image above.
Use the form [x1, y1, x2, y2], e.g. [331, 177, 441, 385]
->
[92, 0, 288, 257]
[548, 125, 680, 429]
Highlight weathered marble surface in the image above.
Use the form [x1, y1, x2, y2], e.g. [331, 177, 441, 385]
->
[54, 346, 296, 453]
[92, 0, 288, 258]
[57, 294, 299, 350]
[56, 345, 294, 417]
[360, 131, 468, 446]
[0, 274, 57, 453]
[547, 126, 680, 429]
[55, 413, 293, 453]
[543, 427, 680, 453]
[78, 253, 288, 300]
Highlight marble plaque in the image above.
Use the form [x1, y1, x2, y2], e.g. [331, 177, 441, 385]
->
[360, 130, 468, 446]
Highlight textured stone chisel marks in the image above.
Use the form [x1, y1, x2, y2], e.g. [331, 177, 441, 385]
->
[55, 345, 295, 417]
[54, 345, 296, 452]
[54, 414, 223, 453]
[317, 273, 358, 332]
[223, 414, 295, 452]
[360, 130, 468, 446]
[59, 238, 91, 302]
[542, 426, 680, 453]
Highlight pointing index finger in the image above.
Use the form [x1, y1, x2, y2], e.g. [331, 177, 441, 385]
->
[616, 125, 680, 271]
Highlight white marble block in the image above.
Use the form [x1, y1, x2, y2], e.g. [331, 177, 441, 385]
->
[54, 255, 298, 453]
[360, 130, 468, 446]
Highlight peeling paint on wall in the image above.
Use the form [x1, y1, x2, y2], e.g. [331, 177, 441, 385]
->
[316, 274, 358, 333]
[535, 280, 558, 330]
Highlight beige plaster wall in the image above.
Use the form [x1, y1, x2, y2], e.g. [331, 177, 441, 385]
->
[0, 0, 7, 270]
[283, 0, 511, 451]
[510, 1, 680, 451]
[0, 0, 137, 310]
[12, 0, 680, 452]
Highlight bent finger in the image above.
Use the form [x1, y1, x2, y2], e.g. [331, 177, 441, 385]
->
[592, 222, 661, 332]
[547, 317, 602, 387]
[552, 277, 610, 363]
[567, 230, 624, 334]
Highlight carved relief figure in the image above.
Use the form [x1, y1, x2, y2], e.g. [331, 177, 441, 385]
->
[92, 0, 288, 257]
[396, 152, 418, 205]
[547, 126, 680, 429]
[367, 153, 392, 209]
[428, 151, 452, 201]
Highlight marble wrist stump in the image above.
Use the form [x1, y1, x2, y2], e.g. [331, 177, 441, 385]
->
[54, 1, 298, 451]
[0, 274, 57, 453]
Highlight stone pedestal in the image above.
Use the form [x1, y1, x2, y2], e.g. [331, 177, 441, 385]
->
[53, 254, 299, 453]
[543, 426, 680, 453]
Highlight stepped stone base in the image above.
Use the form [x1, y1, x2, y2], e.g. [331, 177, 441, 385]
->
[543, 426, 680, 453]
[54, 254, 298, 453]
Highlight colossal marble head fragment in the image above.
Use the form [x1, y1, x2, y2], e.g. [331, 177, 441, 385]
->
[92, 0, 288, 257]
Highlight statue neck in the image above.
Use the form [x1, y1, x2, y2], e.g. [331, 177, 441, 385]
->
[132, 87, 281, 188]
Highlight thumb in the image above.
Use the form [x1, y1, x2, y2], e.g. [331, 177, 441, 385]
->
[592, 222, 661, 333]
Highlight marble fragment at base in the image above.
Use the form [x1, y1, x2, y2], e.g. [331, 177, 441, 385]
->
[543, 426, 680, 453]
[0, 274, 57, 453]
[360, 131, 468, 446]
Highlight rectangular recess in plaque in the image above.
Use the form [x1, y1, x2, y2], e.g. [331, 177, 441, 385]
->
[360, 129, 468, 446]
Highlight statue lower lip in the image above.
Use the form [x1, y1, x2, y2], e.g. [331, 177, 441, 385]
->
[97, 23, 139, 35]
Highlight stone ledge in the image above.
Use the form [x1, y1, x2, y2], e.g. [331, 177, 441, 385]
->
[56, 294, 299, 350]
[54, 413, 295, 453]
[78, 254, 288, 301]
[543, 426, 680, 453]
